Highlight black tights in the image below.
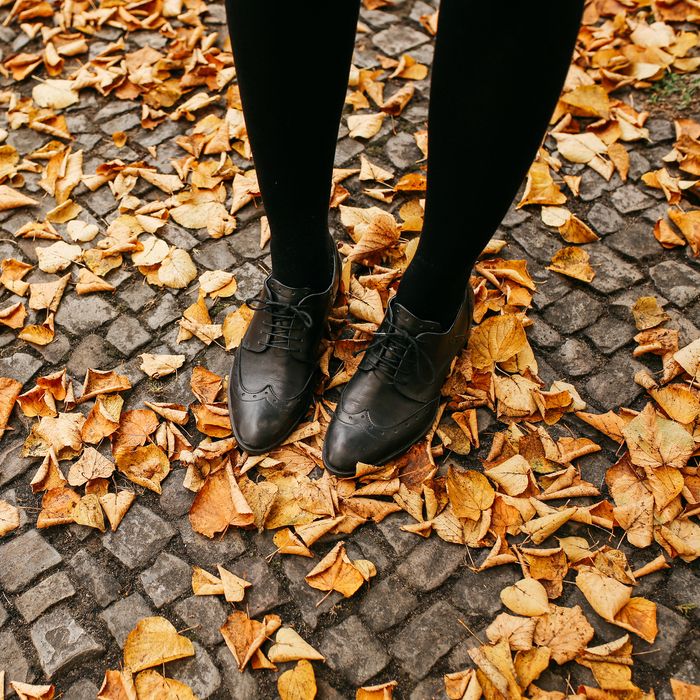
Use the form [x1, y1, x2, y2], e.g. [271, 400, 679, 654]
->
[225, 1, 584, 327]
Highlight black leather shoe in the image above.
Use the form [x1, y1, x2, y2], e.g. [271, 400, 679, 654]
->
[322, 286, 474, 476]
[228, 243, 340, 454]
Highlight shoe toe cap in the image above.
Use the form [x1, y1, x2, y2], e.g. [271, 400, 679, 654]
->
[323, 418, 367, 476]
[229, 389, 299, 454]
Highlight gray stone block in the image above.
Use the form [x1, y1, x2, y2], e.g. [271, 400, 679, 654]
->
[390, 600, 465, 679]
[320, 615, 390, 685]
[69, 549, 121, 607]
[0, 530, 62, 593]
[140, 552, 191, 608]
[30, 607, 104, 678]
[100, 593, 154, 645]
[102, 504, 175, 569]
[14, 571, 75, 622]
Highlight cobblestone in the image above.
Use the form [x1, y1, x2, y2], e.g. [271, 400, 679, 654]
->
[54, 294, 118, 336]
[100, 593, 154, 645]
[0, 4, 695, 697]
[139, 551, 191, 608]
[584, 314, 636, 354]
[359, 573, 418, 632]
[650, 260, 700, 307]
[611, 184, 655, 213]
[0, 352, 42, 384]
[587, 202, 623, 234]
[390, 600, 466, 679]
[554, 338, 598, 377]
[0, 629, 32, 691]
[175, 595, 228, 647]
[102, 504, 175, 569]
[0, 530, 62, 593]
[14, 571, 75, 622]
[217, 645, 259, 699]
[234, 555, 291, 617]
[320, 615, 390, 685]
[30, 606, 104, 678]
[542, 289, 604, 334]
[105, 314, 152, 355]
[170, 642, 222, 699]
[69, 550, 121, 607]
[396, 536, 464, 591]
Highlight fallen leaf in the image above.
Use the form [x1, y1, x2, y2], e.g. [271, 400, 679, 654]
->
[123, 616, 194, 672]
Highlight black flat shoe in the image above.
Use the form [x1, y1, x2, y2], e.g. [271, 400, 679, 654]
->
[322, 286, 474, 476]
[228, 241, 340, 455]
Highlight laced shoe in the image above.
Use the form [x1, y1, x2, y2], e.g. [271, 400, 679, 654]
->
[227, 244, 340, 454]
[323, 286, 474, 476]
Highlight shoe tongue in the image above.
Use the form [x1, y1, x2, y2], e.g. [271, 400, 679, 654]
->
[390, 302, 443, 334]
[267, 277, 312, 305]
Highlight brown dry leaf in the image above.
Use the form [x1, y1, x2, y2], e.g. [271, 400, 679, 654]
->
[0, 184, 38, 211]
[29, 274, 70, 312]
[0, 499, 20, 537]
[67, 446, 114, 486]
[533, 604, 594, 664]
[189, 462, 254, 537]
[76, 269, 115, 295]
[671, 679, 700, 700]
[37, 487, 80, 528]
[99, 490, 136, 531]
[133, 670, 197, 700]
[486, 455, 532, 496]
[447, 467, 495, 520]
[547, 247, 595, 283]
[9, 683, 55, 700]
[97, 669, 137, 700]
[217, 564, 252, 603]
[0, 376, 22, 439]
[517, 161, 567, 208]
[485, 613, 536, 651]
[0, 301, 27, 329]
[115, 443, 170, 493]
[220, 610, 281, 671]
[521, 507, 577, 545]
[158, 247, 197, 289]
[123, 616, 194, 672]
[273, 528, 314, 557]
[622, 403, 693, 470]
[469, 314, 528, 370]
[632, 296, 670, 330]
[268, 627, 325, 663]
[80, 368, 131, 403]
[305, 541, 376, 598]
[357, 681, 399, 699]
[139, 353, 185, 379]
[468, 638, 521, 700]
[192, 566, 225, 596]
[278, 659, 317, 700]
[561, 85, 610, 118]
[111, 409, 159, 454]
[73, 493, 106, 532]
[191, 365, 223, 404]
[347, 113, 385, 139]
[30, 449, 67, 492]
[500, 578, 550, 617]
[223, 304, 254, 350]
[24, 412, 84, 461]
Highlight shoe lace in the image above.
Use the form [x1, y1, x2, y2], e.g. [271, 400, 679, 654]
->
[247, 296, 313, 350]
[364, 319, 435, 383]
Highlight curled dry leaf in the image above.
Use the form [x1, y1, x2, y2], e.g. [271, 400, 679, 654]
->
[67, 446, 114, 486]
[533, 604, 594, 664]
[99, 490, 136, 531]
[116, 443, 170, 493]
[267, 627, 325, 664]
[304, 541, 376, 598]
[357, 680, 399, 699]
[10, 682, 56, 700]
[139, 353, 186, 379]
[97, 669, 137, 700]
[220, 610, 281, 671]
[217, 564, 252, 603]
[0, 499, 20, 536]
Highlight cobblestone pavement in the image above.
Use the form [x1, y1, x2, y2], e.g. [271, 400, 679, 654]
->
[1, 1, 699, 698]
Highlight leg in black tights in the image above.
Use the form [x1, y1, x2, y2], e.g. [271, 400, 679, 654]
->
[225, 0, 583, 319]
[225, 0, 361, 291]
[394, 0, 585, 327]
